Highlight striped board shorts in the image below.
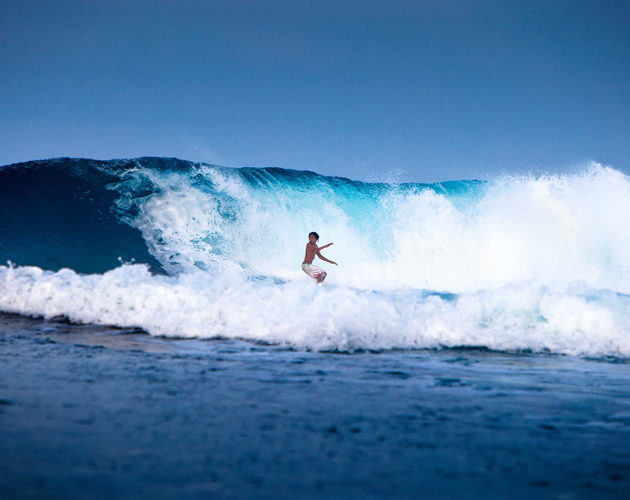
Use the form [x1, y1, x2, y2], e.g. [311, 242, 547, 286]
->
[302, 263, 327, 281]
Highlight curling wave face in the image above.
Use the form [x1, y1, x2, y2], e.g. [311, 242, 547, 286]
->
[1, 157, 630, 356]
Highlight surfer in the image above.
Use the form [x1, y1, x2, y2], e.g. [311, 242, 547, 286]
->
[302, 232, 337, 284]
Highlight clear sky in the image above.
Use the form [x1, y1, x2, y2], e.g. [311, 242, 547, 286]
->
[1, 0, 629, 181]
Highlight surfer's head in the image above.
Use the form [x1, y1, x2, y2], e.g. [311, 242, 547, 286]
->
[308, 232, 319, 243]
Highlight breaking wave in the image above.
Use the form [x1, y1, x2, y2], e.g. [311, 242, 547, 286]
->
[1, 157, 630, 356]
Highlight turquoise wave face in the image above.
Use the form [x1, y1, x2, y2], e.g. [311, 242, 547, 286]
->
[0, 159, 165, 274]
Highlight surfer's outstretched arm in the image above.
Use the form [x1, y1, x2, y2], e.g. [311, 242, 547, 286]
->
[317, 243, 333, 251]
[317, 251, 338, 266]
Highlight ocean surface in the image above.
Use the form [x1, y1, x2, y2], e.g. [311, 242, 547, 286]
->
[1, 157, 630, 498]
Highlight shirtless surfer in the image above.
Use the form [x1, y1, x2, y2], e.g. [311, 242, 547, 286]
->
[302, 231, 338, 284]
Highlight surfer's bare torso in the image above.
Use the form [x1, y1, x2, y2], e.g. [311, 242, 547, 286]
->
[303, 242, 336, 265]
[303, 242, 321, 265]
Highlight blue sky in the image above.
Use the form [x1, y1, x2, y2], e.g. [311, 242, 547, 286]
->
[1, 0, 629, 181]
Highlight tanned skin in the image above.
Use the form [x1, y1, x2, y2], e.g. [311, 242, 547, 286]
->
[303, 233, 338, 283]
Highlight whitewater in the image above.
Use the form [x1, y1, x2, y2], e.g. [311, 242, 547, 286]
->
[2, 157, 630, 357]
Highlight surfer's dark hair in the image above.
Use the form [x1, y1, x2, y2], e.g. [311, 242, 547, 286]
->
[309, 231, 319, 241]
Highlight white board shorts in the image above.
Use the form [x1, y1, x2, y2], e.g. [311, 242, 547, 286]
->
[302, 263, 327, 281]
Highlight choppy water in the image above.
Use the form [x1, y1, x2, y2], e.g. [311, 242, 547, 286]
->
[1, 312, 630, 499]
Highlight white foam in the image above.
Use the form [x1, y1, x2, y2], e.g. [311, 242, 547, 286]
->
[1, 263, 629, 356]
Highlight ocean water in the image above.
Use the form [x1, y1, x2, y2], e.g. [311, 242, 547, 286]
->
[1, 157, 630, 498]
